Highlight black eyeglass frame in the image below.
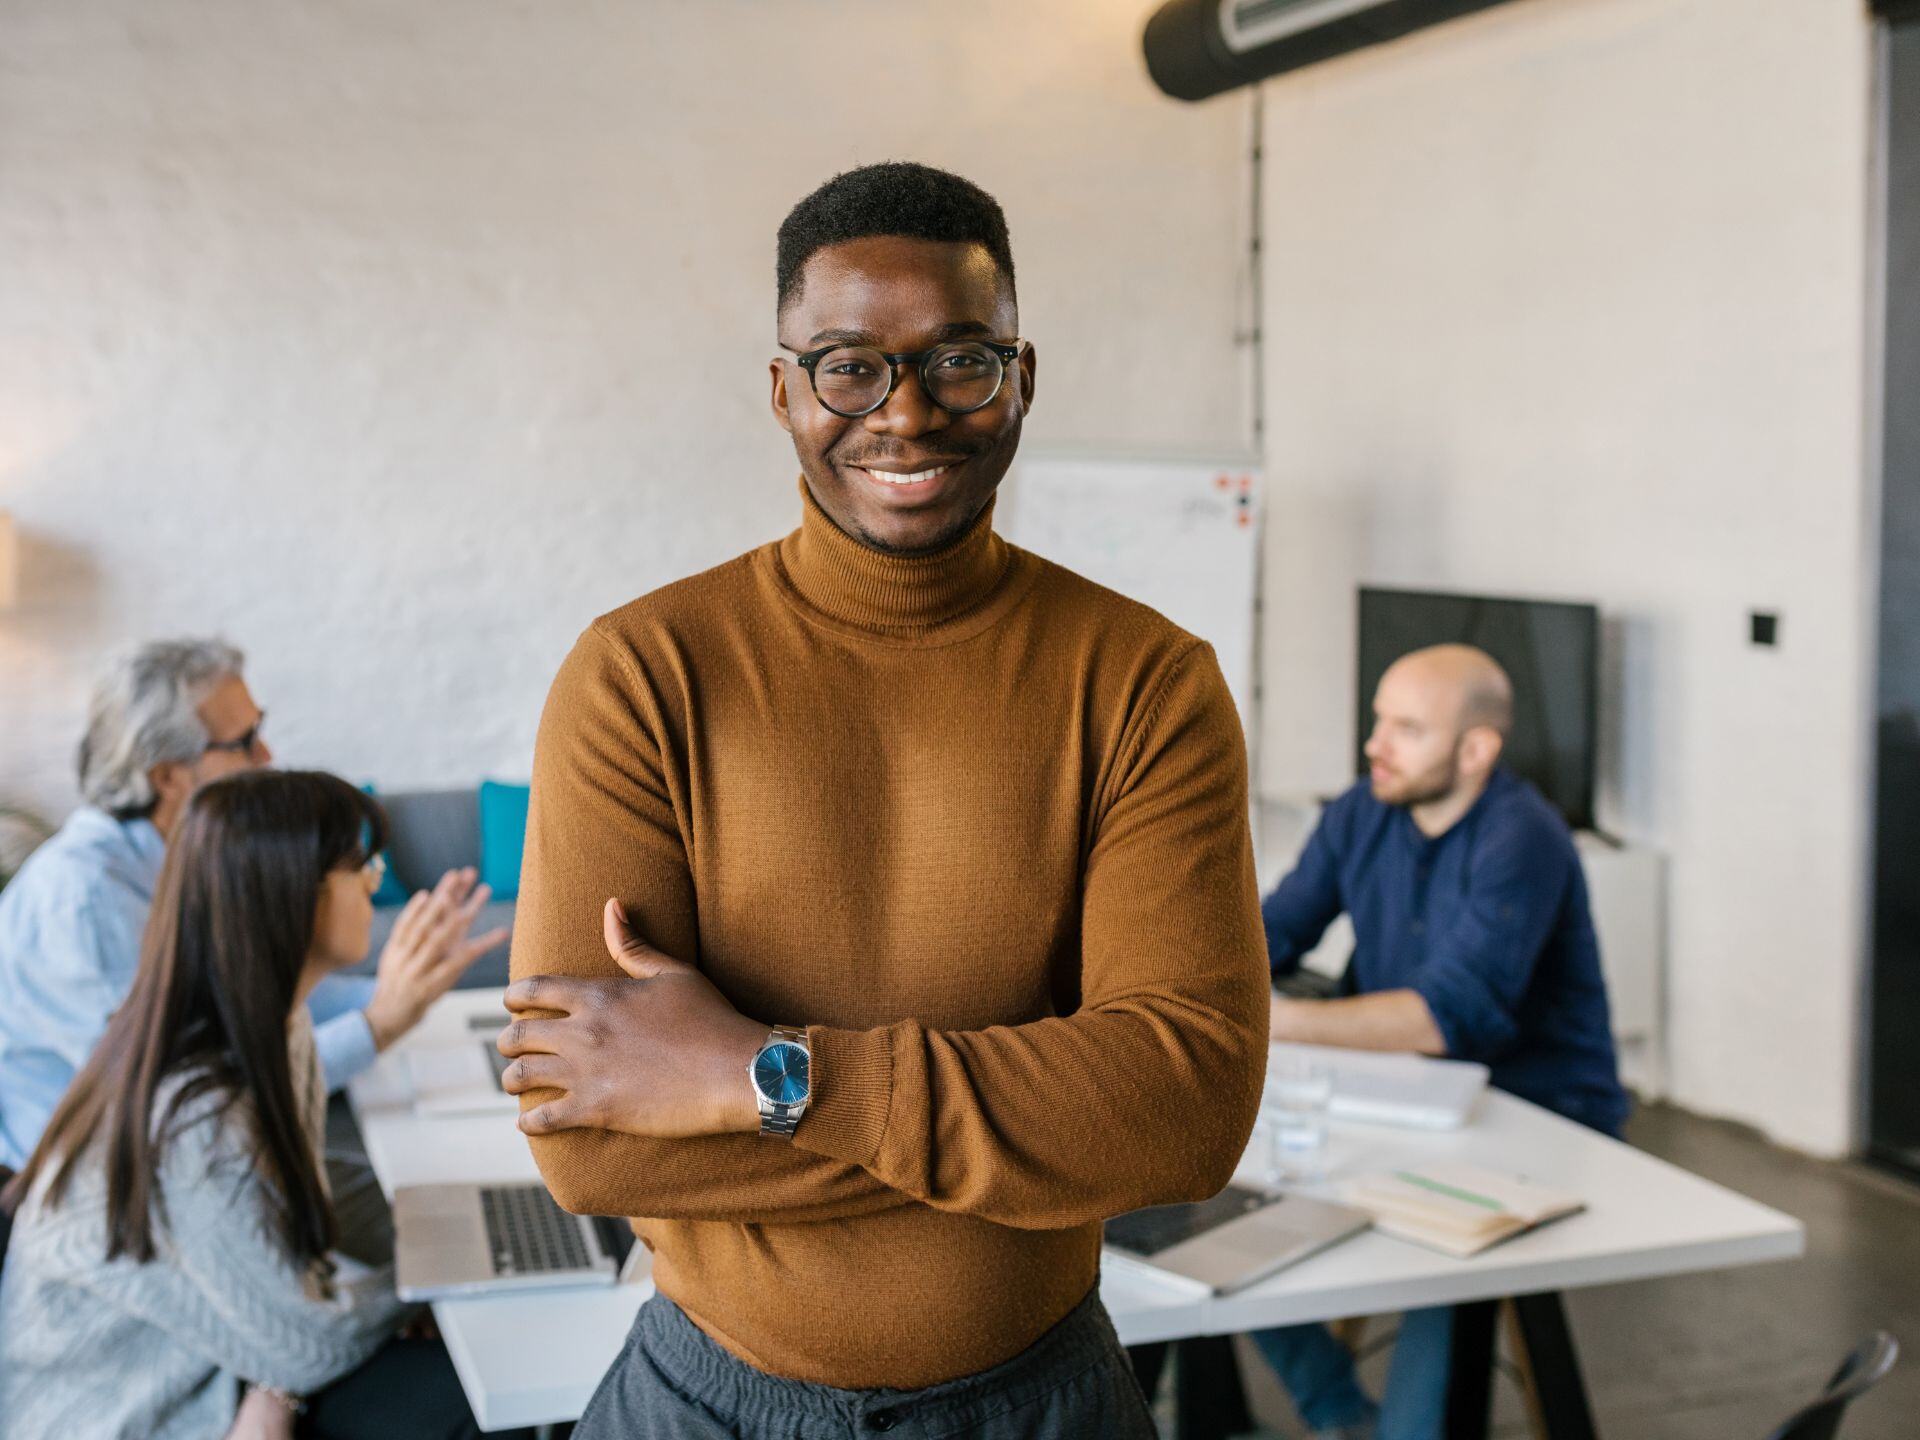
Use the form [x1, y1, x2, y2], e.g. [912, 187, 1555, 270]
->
[203, 715, 267, 757]
[784, 339, 1027, 419]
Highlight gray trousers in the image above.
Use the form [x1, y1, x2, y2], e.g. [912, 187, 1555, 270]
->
[572, 1285, 1159, 1439]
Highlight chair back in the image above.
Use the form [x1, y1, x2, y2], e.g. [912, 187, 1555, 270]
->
[1763, 1332, 1899, 1440]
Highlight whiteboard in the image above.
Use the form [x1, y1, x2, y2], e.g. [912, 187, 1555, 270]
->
[999, 456, 1263, 729]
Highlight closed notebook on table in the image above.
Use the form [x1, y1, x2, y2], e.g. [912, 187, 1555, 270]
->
[1342, 1162, 1583, 1259]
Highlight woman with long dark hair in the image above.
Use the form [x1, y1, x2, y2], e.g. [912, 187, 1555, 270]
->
[0, 770, 486, 1439]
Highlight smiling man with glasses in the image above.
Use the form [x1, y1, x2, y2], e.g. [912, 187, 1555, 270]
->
[500, 162, 1269, 1438]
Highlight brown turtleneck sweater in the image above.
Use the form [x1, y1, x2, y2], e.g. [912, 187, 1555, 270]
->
[512, 482, 1267, 1389]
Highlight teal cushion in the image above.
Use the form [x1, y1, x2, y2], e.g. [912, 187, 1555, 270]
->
[478, 781, 531, 901]
[357, 785, 412, 907]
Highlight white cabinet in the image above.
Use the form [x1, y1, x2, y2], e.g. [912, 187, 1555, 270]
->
[1576, 833, 1665, 1098]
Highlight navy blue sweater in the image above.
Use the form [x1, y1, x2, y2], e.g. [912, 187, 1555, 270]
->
[1263, 768, 1629, 1136]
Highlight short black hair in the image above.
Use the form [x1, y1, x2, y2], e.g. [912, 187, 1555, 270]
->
[776, 161, 1016, 317]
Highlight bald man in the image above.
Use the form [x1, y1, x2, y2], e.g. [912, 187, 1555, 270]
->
[1250, 645, 1626, 1440]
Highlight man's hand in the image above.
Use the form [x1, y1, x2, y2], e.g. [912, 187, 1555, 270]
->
[498, 898, 769, 1139]
[1269, 987, 1448, 1055]
[365, 867, 510, 1051]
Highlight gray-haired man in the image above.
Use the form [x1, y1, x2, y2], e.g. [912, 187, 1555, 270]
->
[0, 638, 506, 1171]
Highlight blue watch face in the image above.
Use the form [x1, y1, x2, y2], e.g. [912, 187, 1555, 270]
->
[754, 1041, 810, 1106]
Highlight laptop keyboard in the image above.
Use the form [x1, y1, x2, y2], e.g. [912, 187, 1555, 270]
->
[481, 1185, 592, 1276]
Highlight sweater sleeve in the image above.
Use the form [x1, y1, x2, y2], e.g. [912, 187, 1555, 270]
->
[511, 626, 910, 1224]
[794, 641, 1270, 1230]
[54, 1100, 408, 1395]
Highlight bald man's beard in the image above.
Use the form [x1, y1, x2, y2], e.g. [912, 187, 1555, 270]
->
[1371, 746, 1464, 809]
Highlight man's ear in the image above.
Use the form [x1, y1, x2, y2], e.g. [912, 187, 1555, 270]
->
[1460, 727, 1504, 780]
[148, 759, 195, 811]
[770, 358, 795, 436]
[1016, 343, 1037, 415]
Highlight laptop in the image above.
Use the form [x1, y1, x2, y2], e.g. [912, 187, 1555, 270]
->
[1271, 1042, 1489, 1130]
[405, 1014, 518, 1116]
[1102, 1184, 1370, 1296]
[393, 1181, 640, 1300]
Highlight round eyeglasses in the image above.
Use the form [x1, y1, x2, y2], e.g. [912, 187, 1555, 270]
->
[787, 339, 1025, 419]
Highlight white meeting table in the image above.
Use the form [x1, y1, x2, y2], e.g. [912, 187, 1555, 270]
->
[349, 989, 1804, 1436]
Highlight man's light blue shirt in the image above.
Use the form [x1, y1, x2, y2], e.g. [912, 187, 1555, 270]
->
[0, 806, 379, 1169]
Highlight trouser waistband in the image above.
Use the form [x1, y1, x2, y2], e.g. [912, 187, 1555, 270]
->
[637, 1284, 1123, 1436]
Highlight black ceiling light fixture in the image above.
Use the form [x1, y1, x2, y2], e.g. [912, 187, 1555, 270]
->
[1143, 0, 1526, 102]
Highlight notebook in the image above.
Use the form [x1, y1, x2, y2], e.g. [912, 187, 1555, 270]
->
[1341, 1162, 1583, 1258]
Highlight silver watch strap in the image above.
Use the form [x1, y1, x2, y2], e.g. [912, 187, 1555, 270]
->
[757, 1026, 809, 1139]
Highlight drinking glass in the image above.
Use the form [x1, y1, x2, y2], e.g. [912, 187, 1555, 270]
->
[1261, 1055, 1334, 1184]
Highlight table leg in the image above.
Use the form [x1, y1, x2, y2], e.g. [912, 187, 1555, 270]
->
[1126, 1341, 1169, 1405]
[1126, 1336, 1253, 1440]
[1445, 1301, 1498, 1440]
[1176, 1335, 1254, 1439]
[1509, 1292, 1599, 1440]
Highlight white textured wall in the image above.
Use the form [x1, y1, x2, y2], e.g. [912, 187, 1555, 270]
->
[0, 0, 1251, 819]
[2, 0, 1888, 1156]
[1256, 0, 1878, 1154]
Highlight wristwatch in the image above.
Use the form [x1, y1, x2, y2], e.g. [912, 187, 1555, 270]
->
[749, 1025, 811, 1138]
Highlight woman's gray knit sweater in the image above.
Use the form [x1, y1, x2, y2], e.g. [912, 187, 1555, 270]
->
[0, 1013, 408, 1439]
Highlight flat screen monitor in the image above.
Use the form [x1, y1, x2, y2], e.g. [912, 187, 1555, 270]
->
[1356, 587, 1599, 832]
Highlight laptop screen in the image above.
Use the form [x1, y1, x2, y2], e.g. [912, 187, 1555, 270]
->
[1104, 1184, 1273, 1257]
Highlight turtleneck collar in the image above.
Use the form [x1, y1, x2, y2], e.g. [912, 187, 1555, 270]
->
[775, 477, 1014, 639]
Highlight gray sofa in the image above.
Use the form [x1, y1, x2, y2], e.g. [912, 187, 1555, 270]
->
[348, 788, 519, 990]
